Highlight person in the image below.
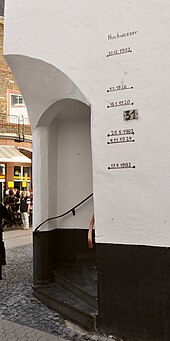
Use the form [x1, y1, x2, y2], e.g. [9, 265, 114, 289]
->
[3, 189, 16, 210]
[0, 203, 13, 279]
[3, 189, 18, 227]
[29, 189, 33, 226]
[3, 189, 19, 227]
[20, 191, 30, 230]
[14, 189, 20, 212]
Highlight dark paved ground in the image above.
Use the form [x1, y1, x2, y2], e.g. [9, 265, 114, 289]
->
[0, 238, 119, 341]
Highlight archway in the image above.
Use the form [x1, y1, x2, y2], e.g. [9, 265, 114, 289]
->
[33, 97, 94, 281]
[4, 54, 96, 327]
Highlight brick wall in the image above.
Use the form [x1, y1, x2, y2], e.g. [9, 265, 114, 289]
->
[0, 19, 20, 114]
[0, 18, 32, 138]
[0, 18, 32, 196]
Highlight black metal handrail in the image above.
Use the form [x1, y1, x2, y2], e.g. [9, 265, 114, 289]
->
[34, 193, 93, 233]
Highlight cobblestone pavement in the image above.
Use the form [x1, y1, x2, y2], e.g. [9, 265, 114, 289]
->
[0, 232, 119, 341]
[0, 315, 66, 341]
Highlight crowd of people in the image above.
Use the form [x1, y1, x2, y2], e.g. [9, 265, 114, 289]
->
[2, 189, 33, 230]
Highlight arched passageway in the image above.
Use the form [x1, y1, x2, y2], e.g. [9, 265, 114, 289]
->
[33, 98, 97, 330]
[4, 53, 96, 330]
[33, 97, 95, 278]
[46, 99, 93, 230]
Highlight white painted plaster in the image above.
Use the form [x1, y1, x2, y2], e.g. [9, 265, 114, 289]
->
[33, 127, 49, 228]
[4, 0, 170, 247]
[4, 55, 89, 131]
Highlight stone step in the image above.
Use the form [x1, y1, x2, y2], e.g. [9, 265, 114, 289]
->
[34, 284, 98, 330]
[80, 260, 98, 291]
[53, 266, 97, 309]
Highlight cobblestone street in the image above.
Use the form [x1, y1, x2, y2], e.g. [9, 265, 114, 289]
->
[0, 229, 116, 341]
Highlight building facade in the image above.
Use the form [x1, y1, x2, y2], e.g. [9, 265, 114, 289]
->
[0, 15, 32, 200]
[4, 1, 170, 340]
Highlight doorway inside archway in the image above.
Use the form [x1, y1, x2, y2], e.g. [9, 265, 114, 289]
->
[48, 99, 93, 229]
[34, 98, 97, 329]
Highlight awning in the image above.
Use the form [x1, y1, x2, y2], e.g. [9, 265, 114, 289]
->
[0, 145, 31, 163]
[16, 147, 32, 160]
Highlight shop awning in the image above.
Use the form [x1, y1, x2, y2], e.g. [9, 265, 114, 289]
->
[0, 145, 31, 163]
[16, 147, 32, 160]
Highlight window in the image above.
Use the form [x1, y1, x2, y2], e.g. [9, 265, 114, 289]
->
[8, 90, 30, 126]
[23, 166, 30, 179]
[11, 94, 24, 107]
[0, 164, 5, 177]
[14, 166, 21, 178]
[14, 166, 31, 180]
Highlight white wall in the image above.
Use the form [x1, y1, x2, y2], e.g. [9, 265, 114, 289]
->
[4, 0, 170, 247]
[33, 126, 49, 228]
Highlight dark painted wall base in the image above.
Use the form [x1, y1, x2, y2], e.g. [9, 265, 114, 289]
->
[96, 243, 170, 341]
[33, 228, 95, 285]
[33, 229, 170, 340]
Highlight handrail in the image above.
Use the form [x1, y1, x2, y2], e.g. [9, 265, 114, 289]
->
[34, 193, 93, 233]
